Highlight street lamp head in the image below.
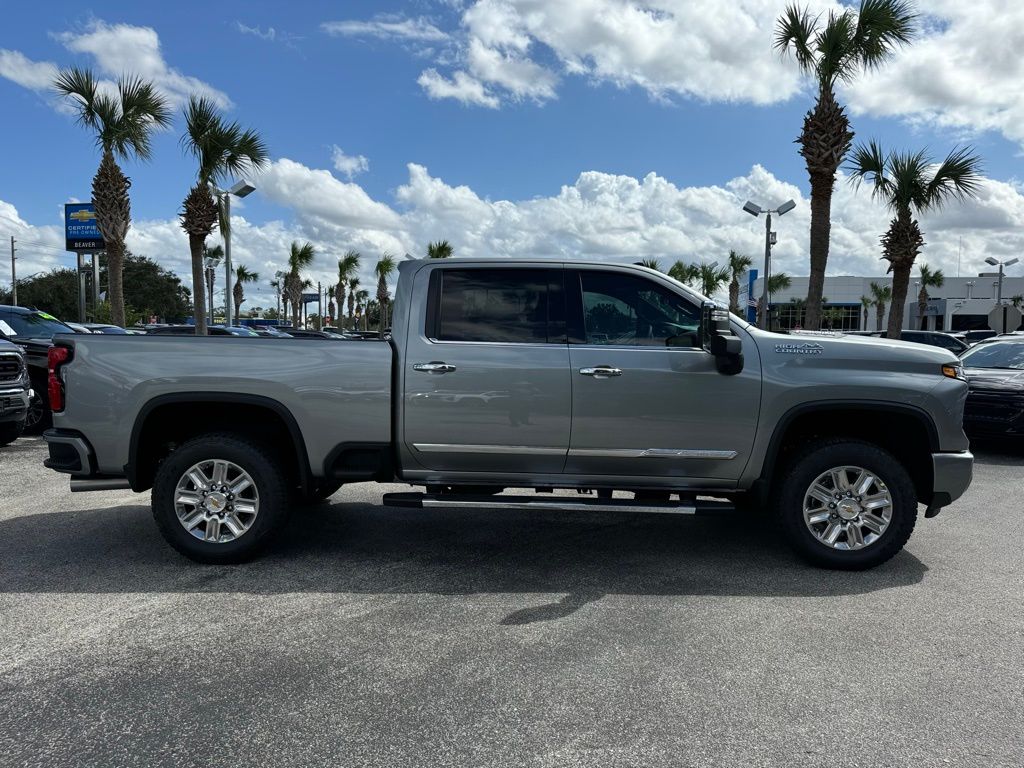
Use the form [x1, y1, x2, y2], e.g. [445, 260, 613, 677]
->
[742, 201, 762, 217]
[985, 257, 999, 266]
[229, 180, 256, 198]
[776, 199, 796, 216]
[1005, 258, 1019, 267]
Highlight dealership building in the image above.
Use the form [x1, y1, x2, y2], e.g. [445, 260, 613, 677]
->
[745, 273, 1024, 332]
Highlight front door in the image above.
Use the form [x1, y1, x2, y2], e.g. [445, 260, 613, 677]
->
[564, 267, 760, 482]
[402, 265, 571, 474]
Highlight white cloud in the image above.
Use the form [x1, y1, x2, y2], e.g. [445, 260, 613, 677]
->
[7, 158, 1023, 312]
[56, 20, 230, 109]
[321, 16, 448, 42]
[236, 22, 278, 41]
[330, 146, 370, 179]
[417, 68, 499, 108]
[414, 0, 823, 108]
[0, 50, 58, 90]
[0, 20, 229, 110]
[844, 0, 1024, 148]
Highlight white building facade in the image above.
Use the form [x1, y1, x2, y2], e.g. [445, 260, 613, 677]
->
[746, 273, 1024, 332]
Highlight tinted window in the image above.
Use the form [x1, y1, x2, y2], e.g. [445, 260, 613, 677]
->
[961, 342, 1024, 370]
[0, 310, 73, 339]
[435, 269, 563, 344]
[578, 271, 701, 347]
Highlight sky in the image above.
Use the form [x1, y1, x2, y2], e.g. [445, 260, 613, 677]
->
[2, 0, 1024, 310]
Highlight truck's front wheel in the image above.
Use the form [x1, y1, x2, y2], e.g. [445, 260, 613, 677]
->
[778, 439, 918, 570]
[152, 434, 289, 564]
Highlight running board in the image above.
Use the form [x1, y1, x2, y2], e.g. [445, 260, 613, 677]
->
[382, 492, 734, 515]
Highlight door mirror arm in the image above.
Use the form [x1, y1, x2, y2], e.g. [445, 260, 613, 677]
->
[702, 302, 744, 375]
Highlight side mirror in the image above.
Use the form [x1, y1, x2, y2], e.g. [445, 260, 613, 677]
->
[702, 302, 744, 375]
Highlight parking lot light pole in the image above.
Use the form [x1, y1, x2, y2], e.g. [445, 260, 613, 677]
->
[985, 256, 1018, 305]
[743, 199, 796, 329]
[212, 180, 256, 326]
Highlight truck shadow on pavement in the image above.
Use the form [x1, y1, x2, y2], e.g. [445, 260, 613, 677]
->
[0, 500, 927, 606]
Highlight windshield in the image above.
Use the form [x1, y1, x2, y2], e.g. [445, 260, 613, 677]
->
[0, 311, 73, 339]
[961, 342, 1024, 370]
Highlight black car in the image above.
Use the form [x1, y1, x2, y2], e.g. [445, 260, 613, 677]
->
[0, 306, 76, 433]
[862, 329, 969, 355]
[146, 325, 251, 336]
[960, 338, 1024, 440]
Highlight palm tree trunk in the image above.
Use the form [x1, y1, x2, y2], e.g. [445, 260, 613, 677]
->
[875, 303, 885, 332]
[883, 211, 925, 338]
[918, 287, 928, 331]
[799, 89, 853, 331]
[92, 148, 131, 328]
[888, 265, 912, 338]
[729, 277, 740, 315]
[234, 283, 243, 326]
[188, 233, 207, 335]
[803, 180, 833, 331]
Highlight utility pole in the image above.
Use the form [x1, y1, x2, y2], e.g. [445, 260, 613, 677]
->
[759, 211, 773, 330]
[222, 192, 233, 326]
[317, 281, 322, 330]
[9, 237, 16, 306]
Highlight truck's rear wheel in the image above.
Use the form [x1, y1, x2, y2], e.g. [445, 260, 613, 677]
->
[777, 438, 917, 570]
[152, 434, 288, 564]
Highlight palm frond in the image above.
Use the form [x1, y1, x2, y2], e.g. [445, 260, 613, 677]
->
[774, 4, 818, 73]
[847, 140, 896, 202]
[53, 67, 100, 130]
[922, 146, 983, 212]
[815, 9, 858, 86]
[639, 258, 662, 272]
[852, 0, 918, 73]
[182, 96, 269, 185]
[375, 254, 397, 279]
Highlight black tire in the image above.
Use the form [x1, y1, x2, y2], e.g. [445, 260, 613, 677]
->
[22, 391, 50, 435]
[0, 420, 24, 447]
[777, 438, 917, 570]
[294, 479, 343, 505]
[152, 433, 290, 564]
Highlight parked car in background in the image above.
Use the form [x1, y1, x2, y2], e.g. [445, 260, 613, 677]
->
[861, 330, 969, 355]
[64, 322, 93, 334]
[957, 329, 998, 345]
[251, 327, 292, 338]
[80, 323, 130, 334]
[146, 325, 257, 337]
[280, 328, 335, 339]
[959, 338, 1024, 440]
[0, 339, 30, 446]
[0, 305, 75, 433]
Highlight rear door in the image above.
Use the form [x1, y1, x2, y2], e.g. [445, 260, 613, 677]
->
[402, 265, 571, 473]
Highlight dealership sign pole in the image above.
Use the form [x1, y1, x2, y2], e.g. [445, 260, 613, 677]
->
[64, 203, 106, 322]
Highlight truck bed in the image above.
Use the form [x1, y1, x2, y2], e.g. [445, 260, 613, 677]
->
[54, 334, 393, 478]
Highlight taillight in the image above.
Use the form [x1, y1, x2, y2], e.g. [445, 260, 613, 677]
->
[48, 346, 72, 412]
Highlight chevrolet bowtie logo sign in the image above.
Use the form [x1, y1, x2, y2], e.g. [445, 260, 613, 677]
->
[68, 209, 97, 222]
[64, 203, 105, 252]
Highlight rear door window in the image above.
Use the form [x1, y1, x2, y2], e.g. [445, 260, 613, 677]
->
[431, 268, 565, 344]
[575, 271, 701, 347]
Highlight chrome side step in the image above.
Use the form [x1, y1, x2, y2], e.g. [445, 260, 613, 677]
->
[382, 493, 734, 515]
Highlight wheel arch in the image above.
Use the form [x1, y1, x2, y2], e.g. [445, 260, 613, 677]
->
[127, 392, 312, 494]
[754, 400, 938, 505]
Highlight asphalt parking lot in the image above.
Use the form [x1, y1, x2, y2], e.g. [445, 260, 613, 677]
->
[1, 436, 1022, 768]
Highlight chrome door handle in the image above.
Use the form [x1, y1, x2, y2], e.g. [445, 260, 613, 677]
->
[579, 366, 622, 377]
[413, 362, 457, 374]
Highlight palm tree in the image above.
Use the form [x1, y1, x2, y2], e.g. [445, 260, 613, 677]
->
[848, 141, 982, 336]
[668, 260, 699, 287]
[53, 68, 172, 328]
[789, 297, 808, 328]
[355, 289, 370, 330]
[427, 240, 453, 259]
[232, 265, 259, 326]
[375, 254, 397, 336]
[347, 277, 360, 328]
[334, 250, 360, 328]
[270, 271, 286, 322]
[179, 96, 268, 335]
[327, 295, 336, 325]
[698, 262, 730, 298]
[1012, 295, 1024, 310]
[869, 281, 892, 332]
[860, 295, 872, 330]
[916, 264, 944, 330]
[767, 273, 793, 295]
[285, 242, 315, 329]
[726, 251, 754, 314]
[639, 258, 663, 272]
[774, 1, 917, 330]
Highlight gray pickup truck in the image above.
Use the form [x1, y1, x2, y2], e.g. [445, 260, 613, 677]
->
[43, 259, 973, 570]
[0, 339, 31, 445]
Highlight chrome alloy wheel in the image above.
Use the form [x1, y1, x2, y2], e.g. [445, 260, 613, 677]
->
[803, 465, 893, 551]
[174, 459, 260, 543]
